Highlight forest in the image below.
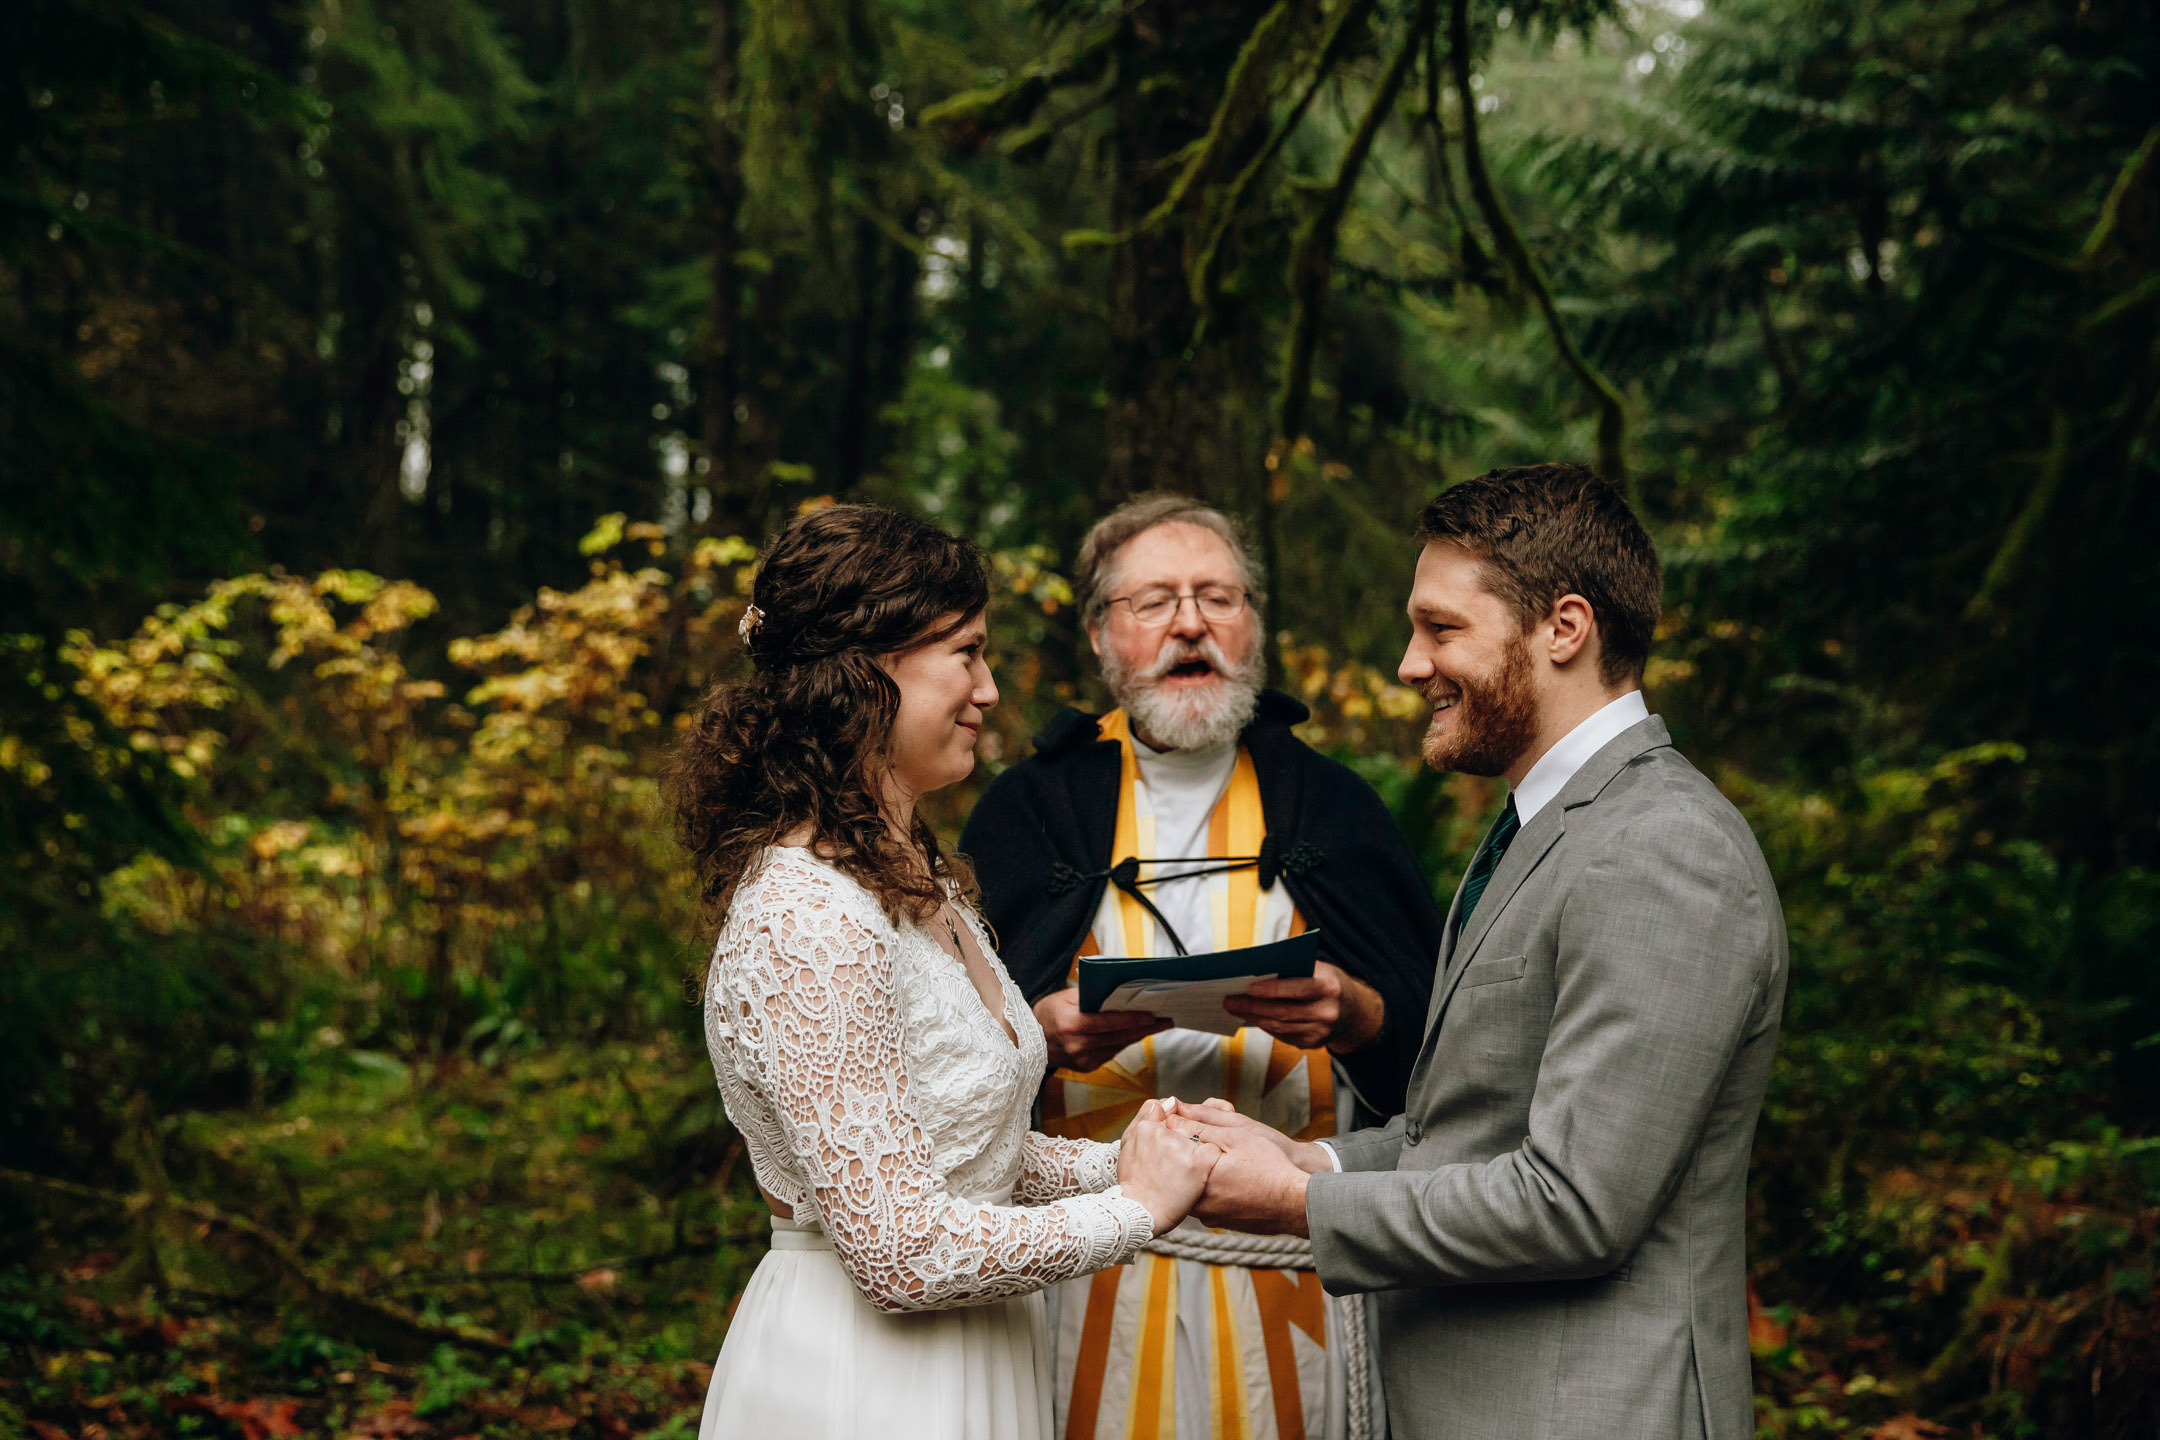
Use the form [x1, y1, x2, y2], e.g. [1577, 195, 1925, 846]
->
[3, 0, 2158, 1434]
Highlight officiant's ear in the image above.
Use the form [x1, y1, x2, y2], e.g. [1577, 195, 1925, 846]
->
[1543, 593, 1601, 670]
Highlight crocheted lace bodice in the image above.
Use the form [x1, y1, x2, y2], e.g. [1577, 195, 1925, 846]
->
[703, 846, 1155, 1312]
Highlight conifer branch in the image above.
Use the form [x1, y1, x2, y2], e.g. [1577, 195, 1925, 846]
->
[1064, 0, 1304, 253]
[916, 23, 1121, 142]
[1446, 0, 1628, 496]
[2074, 123, 2160, 268]
[1187, 0, 1381, 318]
[1275, 0, 1435, 441]
[1964, 407, 2071, 621]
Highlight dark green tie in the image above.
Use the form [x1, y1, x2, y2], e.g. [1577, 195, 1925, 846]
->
[1454, 797, 1521, 938]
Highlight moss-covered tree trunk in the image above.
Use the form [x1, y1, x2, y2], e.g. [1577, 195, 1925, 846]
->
[700, 0, 745, 528]
[1098, 0, 1279, 505]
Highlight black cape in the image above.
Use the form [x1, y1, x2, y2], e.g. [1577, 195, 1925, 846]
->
[960, 690, 1443, 1118]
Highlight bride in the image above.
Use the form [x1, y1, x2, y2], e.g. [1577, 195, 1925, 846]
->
[668, 504, 1220, 1438]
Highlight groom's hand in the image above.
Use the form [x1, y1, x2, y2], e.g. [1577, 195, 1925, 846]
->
[1164, 1099, 1337, 1176]
[1164, 1100, 1327, 1237]
[1169, 1118, 1313, 1236]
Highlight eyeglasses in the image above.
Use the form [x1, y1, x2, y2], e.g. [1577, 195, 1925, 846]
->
[1104, 586, 1249, 628]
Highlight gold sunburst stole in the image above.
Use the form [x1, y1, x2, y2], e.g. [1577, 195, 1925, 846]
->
[1041, 708, 1347, 1440]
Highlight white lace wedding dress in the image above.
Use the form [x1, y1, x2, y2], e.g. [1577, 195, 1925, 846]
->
[697, 846, 1157, 1439]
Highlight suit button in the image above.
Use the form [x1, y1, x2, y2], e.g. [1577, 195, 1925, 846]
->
[1404, 1118, 1423, 1146]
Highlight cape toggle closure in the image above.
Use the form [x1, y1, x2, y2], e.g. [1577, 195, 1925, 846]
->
[1044, 837, 1326, 957]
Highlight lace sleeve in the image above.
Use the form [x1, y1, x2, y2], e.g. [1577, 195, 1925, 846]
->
[1015, 1133, 1122, 1203]
[730, 896, 1153, 1313]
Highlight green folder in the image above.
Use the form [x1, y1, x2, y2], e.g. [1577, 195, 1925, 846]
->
[1077, 931, 1321, 1037]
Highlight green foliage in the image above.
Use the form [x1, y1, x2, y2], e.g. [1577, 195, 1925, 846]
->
[0, 1044, 745, 1437]
[5, 0, 2158, 1432]
[1737, 745, 2160, 1433]
[1532, 0, 2160, 865]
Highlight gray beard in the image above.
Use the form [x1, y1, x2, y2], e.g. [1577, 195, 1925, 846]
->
[1102, 630, 1264, 752]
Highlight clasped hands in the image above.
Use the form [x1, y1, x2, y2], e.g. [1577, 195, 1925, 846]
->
[1115, 1096, 1329, 1238]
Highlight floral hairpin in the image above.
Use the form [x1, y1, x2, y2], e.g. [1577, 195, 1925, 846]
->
[738, 604, 765, 645]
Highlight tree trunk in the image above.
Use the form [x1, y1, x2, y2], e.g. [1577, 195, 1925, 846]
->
[700, 0, 744, 528]
[874, 231, 919, 448]
[836, 218, 882, 494]
[1100, 0, 1278, 506]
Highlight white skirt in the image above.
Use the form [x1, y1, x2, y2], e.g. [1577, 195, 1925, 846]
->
[699, 1216, 1053, 1440]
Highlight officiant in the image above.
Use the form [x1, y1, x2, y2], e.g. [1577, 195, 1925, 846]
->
[962, 495, 1443, 1440]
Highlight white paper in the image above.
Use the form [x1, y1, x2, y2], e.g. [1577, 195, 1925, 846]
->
[1099, 972, 1283, 1037]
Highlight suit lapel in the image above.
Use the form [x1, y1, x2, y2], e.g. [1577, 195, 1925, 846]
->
[1423, 871, 1472, 1033]
[1447, 809, 1555, 981]
[1411, 716, 1675, 1072]
[1421, 810, 1567, 1038]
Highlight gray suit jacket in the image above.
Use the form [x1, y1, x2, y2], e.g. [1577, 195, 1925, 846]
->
[1307, 716, 1786, 1440]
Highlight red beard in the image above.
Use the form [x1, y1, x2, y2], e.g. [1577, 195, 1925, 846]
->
[1419, 635, 1538, 777]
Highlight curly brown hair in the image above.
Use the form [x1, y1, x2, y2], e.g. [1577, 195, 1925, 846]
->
[667, 504, 989, 938]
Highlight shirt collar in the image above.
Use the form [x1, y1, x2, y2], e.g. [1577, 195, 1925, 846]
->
[1510, 690, 1650, 825]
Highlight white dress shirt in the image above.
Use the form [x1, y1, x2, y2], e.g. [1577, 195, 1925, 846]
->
[1127, 732, 1238, 953]
[1315, 689, 1653, 1172]
[1509, 689, 1650, 825]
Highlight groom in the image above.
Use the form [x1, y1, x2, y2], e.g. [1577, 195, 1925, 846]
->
[1170, 463, 1788, 1440]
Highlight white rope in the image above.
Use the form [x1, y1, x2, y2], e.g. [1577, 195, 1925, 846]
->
[1141, 1226, 1377, 1440]
[1337, 1287, 1374, 1440]
[1142, 1223, 1313, 1267]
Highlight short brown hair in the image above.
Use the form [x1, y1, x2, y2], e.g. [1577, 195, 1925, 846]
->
[1416, 463, 1660, 684]
[667, 504, 988, 942]
[1074, 493, 1266, 626]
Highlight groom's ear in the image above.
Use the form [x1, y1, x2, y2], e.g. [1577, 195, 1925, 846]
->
[1544, 593, 1600, 670]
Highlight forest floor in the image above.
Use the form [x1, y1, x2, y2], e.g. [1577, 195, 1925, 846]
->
[1, 1034, 761, 1440]
[5, 1026, 2148, 1439]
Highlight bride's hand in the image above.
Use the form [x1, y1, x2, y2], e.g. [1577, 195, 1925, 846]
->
[1116, 1117, 1221, 1234]
[1162, 1096, 1336, 1175]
